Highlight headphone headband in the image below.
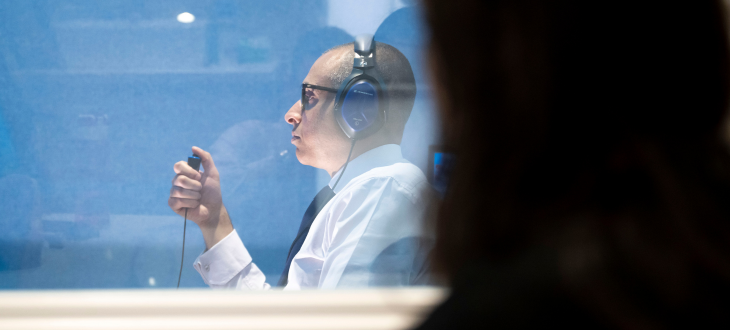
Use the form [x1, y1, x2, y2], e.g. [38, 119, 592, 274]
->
[333, 34, 388, 140]
[354, 34, 375, 56]
[353, 34, 376, 69]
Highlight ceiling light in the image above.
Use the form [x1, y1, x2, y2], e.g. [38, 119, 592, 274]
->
[177, 12, 195, 24]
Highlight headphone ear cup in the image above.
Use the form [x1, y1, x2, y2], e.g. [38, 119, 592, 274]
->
[341, 80, 378, 130]
[337, 79, 385, 139]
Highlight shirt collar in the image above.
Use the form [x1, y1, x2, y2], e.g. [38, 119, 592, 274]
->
[328, 144, 406, 193]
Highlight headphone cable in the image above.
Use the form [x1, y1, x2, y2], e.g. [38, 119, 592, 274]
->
[177, 208, 187, 289]
[332, 139, 356, 191]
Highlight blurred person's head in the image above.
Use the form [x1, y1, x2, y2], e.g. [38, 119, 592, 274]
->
[284, 42, 416, 175]
[423, 0, 730, 325]
[375, 6, 426, 85]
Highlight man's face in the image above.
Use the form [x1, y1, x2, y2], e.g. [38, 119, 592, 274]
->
[285, 51, 350, 172]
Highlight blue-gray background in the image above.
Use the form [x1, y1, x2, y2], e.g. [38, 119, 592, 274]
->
[0, 0, 438, 289]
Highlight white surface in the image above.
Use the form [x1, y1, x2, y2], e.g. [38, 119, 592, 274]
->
[0, 288, 446, 330]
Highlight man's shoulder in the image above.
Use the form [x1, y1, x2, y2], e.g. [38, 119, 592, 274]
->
[366, 161, 427, 184]
[346, 161, 431, 200]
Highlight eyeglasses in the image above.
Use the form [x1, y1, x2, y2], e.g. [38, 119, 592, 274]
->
[302, 83, 338, 111]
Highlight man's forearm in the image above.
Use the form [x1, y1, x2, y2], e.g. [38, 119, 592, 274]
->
[199, 204, 234, 250]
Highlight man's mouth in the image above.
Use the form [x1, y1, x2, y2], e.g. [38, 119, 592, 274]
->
[291, 135, 300, 143]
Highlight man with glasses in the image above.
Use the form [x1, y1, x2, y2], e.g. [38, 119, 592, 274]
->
[168, 41, 432, 289]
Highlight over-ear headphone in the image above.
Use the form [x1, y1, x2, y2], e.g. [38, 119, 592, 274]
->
[333, 34, 387, 140]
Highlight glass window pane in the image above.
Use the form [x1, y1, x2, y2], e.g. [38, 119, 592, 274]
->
[0, 0, 439, 289]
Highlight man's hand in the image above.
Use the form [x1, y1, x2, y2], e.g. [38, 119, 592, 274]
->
[168, 146, 233, 249]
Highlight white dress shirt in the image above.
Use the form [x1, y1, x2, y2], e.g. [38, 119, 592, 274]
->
[193, 144, 435, 289]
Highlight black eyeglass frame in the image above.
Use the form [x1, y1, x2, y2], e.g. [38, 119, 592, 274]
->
[302, 83, 338, 111]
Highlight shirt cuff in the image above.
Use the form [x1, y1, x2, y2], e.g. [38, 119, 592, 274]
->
[193, 229, 253, 286]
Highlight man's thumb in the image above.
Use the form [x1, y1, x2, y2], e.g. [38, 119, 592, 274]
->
[192, 146, 218, 175]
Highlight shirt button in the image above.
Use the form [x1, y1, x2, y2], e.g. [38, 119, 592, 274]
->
[204, 265, 210, 271]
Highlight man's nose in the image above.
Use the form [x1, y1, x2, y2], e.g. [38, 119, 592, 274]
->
[285, 100, 302, 126]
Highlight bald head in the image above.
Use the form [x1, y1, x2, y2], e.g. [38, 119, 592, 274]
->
[323, 42, 417, 142]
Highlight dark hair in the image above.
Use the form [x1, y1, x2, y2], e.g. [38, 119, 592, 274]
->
[423, 0, 730, 325]
[326, 42, 417, 138]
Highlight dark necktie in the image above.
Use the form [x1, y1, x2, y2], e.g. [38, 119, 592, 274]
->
[277, 185, 336, 287]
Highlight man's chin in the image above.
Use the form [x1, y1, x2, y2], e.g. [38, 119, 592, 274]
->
[294, 148, 309, 166]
